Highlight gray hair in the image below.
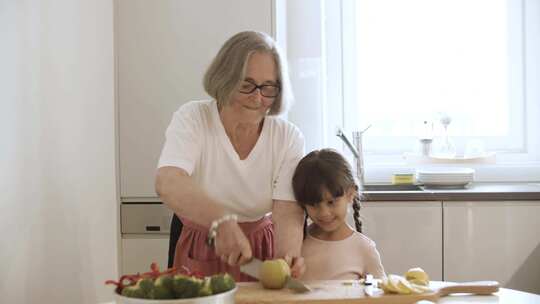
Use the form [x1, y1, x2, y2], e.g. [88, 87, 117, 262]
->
[203, 31, 293, 116]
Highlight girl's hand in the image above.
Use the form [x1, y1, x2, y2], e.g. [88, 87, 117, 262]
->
[215, 220, 252, 266]
[284, 254, 306, 278]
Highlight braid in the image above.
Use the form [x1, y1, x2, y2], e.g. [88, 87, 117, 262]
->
[303, 213, 308, 240]
[352, 192, 363, 233]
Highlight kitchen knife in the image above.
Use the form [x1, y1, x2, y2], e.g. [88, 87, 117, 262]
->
[284, 275, 312, 293]
[240, 258, 312, 293]
[364, 274, 375, 297]
[239, 257, 263, 279]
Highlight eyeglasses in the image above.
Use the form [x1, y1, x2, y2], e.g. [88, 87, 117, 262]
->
[238, 80, 280, 98]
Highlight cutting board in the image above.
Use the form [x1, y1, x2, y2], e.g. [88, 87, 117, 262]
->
[235, 280, 499, 304]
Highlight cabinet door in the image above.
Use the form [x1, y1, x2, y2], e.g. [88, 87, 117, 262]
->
[121, 235, 169, 275]
[444, 201, 540, 294]
[117, 0, 274, 198]
[358, 201, 442, 280]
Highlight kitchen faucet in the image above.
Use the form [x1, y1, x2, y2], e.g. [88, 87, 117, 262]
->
[336, 125, 371, 187]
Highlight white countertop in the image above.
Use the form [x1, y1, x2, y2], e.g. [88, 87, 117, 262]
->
[102, 286, 540, 303]
[436, 287, 540, 303]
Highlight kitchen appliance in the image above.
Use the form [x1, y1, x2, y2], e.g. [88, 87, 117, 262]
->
[240, 258, 312, 293]
[121, 203, 174, 275]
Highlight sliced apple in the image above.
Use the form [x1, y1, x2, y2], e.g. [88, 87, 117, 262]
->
[395, 276, 413, 294]
[404, 267, 430, 286]
[379, 274, 432, 295]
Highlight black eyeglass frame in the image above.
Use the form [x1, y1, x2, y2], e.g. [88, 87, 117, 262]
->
[238, 80, 281, 98]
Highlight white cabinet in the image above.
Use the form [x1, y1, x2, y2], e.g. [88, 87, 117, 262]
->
[120, 204, 174, 275]
[122, 235, 169, 275]
[117, 0, 274, 198]
[359, 201, 443, 280]
[443, 201, 540, 294]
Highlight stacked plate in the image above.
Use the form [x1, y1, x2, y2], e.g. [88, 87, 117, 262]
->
[416, 167, 475, 188]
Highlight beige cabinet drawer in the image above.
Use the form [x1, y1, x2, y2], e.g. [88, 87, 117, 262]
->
[121, 204, 173, 234]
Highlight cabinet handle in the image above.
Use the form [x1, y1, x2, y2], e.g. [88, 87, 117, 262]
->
[146, 226, 160, 231]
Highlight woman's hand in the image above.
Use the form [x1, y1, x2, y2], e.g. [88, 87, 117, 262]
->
[284, 254, 306, 278]
[215, 220, 252, 266]
[272, 200, 306, 278]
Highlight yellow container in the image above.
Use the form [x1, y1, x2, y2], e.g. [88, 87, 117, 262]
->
[392, 173, 415, 185]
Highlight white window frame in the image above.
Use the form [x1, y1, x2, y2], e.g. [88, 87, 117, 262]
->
[323, 0, 540, 182]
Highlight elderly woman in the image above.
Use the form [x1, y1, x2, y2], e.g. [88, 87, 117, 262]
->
[155, 31, 306, 281]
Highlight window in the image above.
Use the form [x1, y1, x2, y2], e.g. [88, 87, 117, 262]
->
[285, 0, 540, 181]
[343, 0, 526, 155]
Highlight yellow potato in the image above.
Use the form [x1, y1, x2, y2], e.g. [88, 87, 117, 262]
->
[260, 259, 291, 289]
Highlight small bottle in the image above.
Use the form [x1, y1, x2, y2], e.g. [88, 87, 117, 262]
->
[419, 120, 433, 156]
[420, 138, 433, 156]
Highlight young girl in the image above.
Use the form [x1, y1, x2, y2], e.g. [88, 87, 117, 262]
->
[292, 149, 386, 280]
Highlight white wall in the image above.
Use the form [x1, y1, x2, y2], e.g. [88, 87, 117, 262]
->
[0, 1, 119, 303]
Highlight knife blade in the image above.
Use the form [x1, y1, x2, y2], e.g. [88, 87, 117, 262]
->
[285, 276, 312, 293]
[239, 258, 312, 293]
[239, 257, 263, 279]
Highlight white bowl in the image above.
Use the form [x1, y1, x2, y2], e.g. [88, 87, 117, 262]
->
[114, 287, 237, 304]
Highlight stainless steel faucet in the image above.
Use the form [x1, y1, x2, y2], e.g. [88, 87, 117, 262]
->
[336, 126, 371, 186]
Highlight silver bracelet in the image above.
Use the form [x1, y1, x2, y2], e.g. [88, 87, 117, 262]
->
[206, 214, 238, 246]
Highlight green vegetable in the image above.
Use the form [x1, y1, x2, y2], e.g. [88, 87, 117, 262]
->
[210, 273, 236, 294]
[119, 272, 236, 300]
[152, 275, 175, 299]
[135, 278, 154, 299]
[172, 274, 203, 298]
[121, 285, 145, 298]
[198, 277, 213, 297]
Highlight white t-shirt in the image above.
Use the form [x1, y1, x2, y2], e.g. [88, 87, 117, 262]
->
[301, 230, 386, 280]
[158, 100, 305, 222]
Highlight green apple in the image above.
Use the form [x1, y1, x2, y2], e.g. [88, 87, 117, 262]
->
[260, 259, 291, 289]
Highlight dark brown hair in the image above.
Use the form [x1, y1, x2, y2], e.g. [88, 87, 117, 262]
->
[292, 149, 363, 236]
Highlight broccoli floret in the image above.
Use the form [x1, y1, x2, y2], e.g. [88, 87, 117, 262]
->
[210, 273, 236, 294]
[135, 278, 155, 299]
[121, 285, 145, 298]
[198, 277, 213, 297]
[152, 275, 175, 299]
[172, 274, 203, 298]
[155, 275, 174, 289]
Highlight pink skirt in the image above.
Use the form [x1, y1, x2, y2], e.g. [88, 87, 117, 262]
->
[173, 215, 274, 282]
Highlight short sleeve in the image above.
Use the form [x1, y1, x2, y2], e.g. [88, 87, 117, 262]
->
[157, 103, 202, 174]
[272, 126, 305, 201]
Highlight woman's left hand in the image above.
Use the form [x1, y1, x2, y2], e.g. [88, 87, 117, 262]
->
[284, 254, 306, 278]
